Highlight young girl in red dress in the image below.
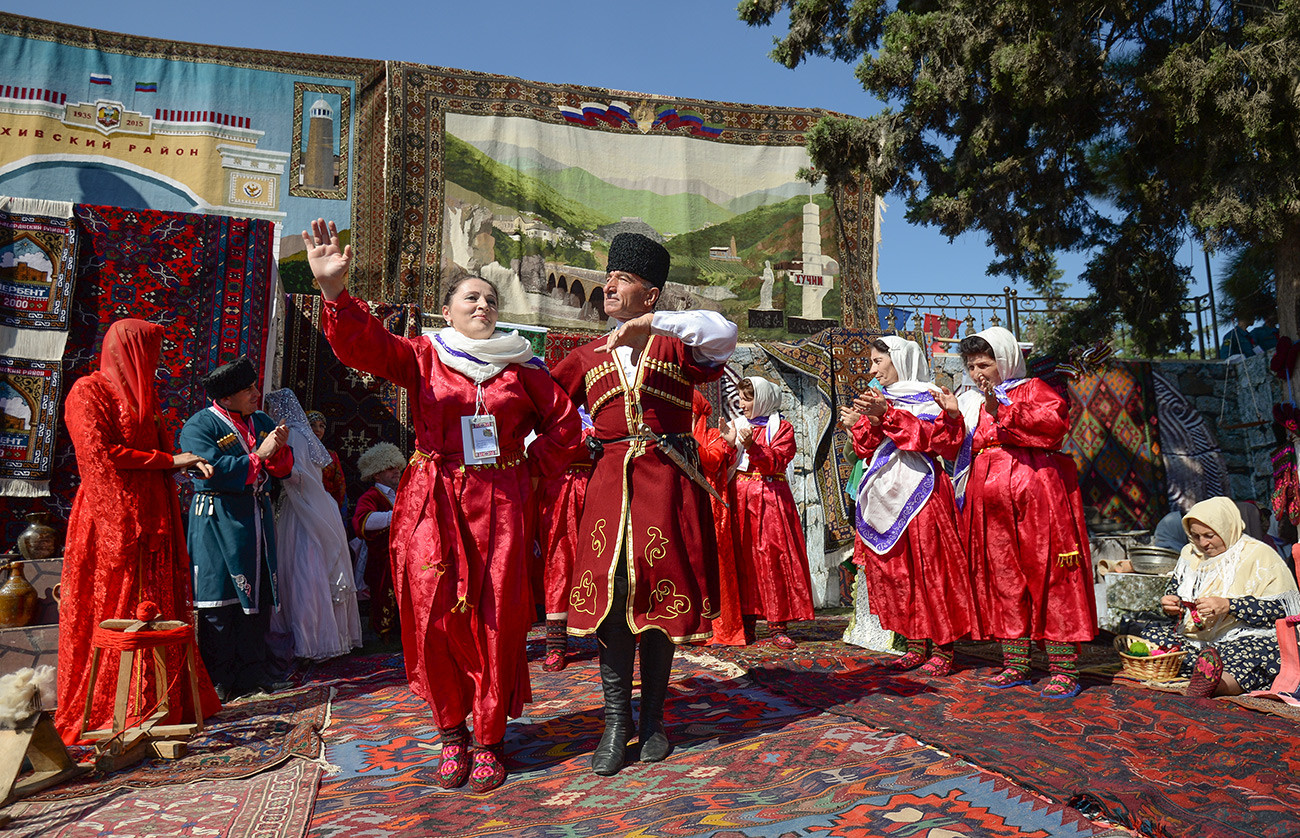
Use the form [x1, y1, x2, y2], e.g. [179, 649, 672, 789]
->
[723, 376, 815, 648]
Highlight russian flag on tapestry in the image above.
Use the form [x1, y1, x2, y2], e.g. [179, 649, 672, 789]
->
[135, 82, 157, 93]
[89, 73, 112, 85]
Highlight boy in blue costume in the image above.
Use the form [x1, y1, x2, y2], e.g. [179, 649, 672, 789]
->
[178, 357, 293, 700]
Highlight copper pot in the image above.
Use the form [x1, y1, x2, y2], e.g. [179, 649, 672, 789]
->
[0, 556, 38, 628]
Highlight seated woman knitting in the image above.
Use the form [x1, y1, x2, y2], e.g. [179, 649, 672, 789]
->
[1140, 497, 1300, 697]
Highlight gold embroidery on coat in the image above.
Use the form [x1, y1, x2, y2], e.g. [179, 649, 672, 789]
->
[570, 570, 597, 615]
[647, 579, 691, 620]
[591, 519, 608, 557]
[644, 526, 668, 566]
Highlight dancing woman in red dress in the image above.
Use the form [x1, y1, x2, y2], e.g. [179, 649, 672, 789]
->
[955, 327, 1097, 698]
[304, 219, 579, 792]
[55, 319, 221, 743]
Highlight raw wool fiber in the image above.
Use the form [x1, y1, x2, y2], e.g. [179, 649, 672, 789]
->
[1064, 361, 1168, 529]
[281, 293, 420, 504]
[383, 61, 877, 334]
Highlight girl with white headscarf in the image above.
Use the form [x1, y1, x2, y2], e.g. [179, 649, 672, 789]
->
[1139, 497, 1300, 697]
[264, 388, 363, 662]
[957, 327, 1096, 699]
[849, 337, 978, 676]
[721, 376, 815, 648]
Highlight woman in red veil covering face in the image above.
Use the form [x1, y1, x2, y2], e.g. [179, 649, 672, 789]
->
[54, 318, 222, 744]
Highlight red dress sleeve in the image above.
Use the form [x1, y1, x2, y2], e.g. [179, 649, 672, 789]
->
[881, 407, 964, 461]
[851, 416, 886, 460]
[520, 367, 582, 480]
[746, 420, 795, 474]
[322, 290, 422, 391]
[993, 379, 1068, 450]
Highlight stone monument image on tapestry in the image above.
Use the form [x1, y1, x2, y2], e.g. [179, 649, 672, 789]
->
[442, 110, 843, 340]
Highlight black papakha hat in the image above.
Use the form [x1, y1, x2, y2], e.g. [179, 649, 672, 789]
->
[203, 356, 258, 400]
[607, 232, 670, 289]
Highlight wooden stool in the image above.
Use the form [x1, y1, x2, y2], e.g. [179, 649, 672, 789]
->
[80, 617, 204, 771]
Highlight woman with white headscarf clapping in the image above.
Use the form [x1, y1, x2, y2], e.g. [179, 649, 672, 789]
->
[721, 376, 816, 649]
[850, 336, 979, 676]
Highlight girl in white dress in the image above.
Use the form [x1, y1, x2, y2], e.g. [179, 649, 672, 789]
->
[265, 388, 363, 660]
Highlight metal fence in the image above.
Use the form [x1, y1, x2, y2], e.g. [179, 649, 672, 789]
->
[876, 288, 1219, 359]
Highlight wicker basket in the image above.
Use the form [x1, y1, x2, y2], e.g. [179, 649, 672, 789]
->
[1113, 635, 1187, 681]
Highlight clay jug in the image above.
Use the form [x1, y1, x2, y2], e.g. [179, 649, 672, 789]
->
[16, 512, 58, 561]
[0, 558, 38, 628]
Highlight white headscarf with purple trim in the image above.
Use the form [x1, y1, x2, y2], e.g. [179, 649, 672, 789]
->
[951, 326, 1031, 507]
[733, 376, 783, 473]
[433, 326, 545, 384]
[855, 337, 941, 554]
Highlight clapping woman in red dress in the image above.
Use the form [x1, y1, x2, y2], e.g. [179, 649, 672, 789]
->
[850, 336, 977, 676]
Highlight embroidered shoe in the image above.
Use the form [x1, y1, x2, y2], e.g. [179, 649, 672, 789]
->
[468, 747, 506, 793]
[435, 743, 470, 789]
[892, 650, 929, 670]
[984, 667, 1032, 689]
[542, 650, 567, 672]
[1039, 674, 1082, 699]
[918, 653, 953, 677]
[771, 633, 798, 650]
[1186, 647, 1224, 698]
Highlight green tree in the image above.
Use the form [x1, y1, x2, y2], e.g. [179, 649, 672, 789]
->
[741, 0, 1300, 353]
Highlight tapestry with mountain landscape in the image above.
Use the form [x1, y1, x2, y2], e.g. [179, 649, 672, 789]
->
[385, 61, 878, 340]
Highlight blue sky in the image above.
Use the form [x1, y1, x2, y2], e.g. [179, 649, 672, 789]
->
[1, 0, 1222, 305]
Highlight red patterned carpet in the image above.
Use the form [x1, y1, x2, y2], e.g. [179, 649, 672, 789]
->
[745, 648, 1300, 838]
[307, 639, 1129, 837]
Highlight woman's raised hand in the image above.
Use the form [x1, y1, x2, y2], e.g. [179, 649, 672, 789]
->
[301, 219, 352, 301]
[853, 390, 887, 419]
[931, 386, 959, 416]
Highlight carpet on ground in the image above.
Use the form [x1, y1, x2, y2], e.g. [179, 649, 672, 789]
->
[307, 639, 1127, 838]
[281, 293, 421, 503]
[747, 649, 1300, 838]
[5, 756, 320, 838]
[23, 685, 329, 802]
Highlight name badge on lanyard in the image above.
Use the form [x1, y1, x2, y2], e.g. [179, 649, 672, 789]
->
[461, 382, 500, 464]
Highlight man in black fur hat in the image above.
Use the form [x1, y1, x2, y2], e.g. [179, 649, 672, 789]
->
[553, 232, 738, 775]
[178, 357, 293, 701]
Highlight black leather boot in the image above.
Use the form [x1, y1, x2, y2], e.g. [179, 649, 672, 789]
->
[592, 574, 635, 776]
[637, 629, 675, 762]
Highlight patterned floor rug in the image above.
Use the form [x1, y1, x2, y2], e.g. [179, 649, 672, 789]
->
[5, 756, 321, 838]
[308, 646, 1129, 837]
[745, 655, 1300, 838]
[23, 685, 329, 802]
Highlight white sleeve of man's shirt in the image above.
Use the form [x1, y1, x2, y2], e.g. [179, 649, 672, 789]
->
[650, 310, 738, 365]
